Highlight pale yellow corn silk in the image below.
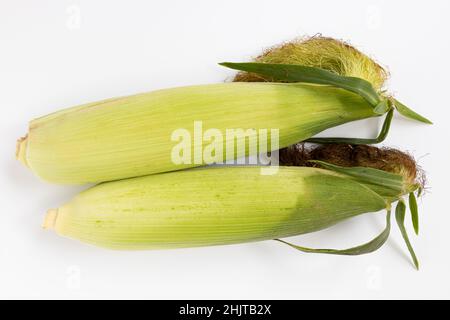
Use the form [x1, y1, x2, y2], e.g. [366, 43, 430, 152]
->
[234, 35, 388, 91]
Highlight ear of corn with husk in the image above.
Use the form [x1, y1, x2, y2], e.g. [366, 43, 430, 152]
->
[43, 165, 390, 249]
[43, 143, 423, 268]
[17, 82, 377, 184]
[43, 160, 420, 265]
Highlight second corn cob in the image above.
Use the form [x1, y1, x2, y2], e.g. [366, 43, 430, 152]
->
[43, 145, 422, 268]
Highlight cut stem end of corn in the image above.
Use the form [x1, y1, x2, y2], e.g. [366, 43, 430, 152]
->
[16, 135, 29, 167]
[43, 209, 58, 230]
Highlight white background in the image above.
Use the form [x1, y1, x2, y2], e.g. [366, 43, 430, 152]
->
[1, 0, 449, 299]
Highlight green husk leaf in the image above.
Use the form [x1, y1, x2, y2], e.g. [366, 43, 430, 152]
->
[275, 210, 391, 255]
[220, 62, 381, 106]
[373, 100, 390, 115]
[395, 200, 419, 270]
[306, 108, 393, 145]
[409, 192, 419, 235]
[310, 160, 403, 198]
[393, 99, 432, 124]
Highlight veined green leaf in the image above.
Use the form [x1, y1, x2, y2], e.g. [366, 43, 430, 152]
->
[373, 100, 390, 115]
[393, 99, 432, 124]
[307, 108, 393, 145]
[409, 192, 419, 235]
[275, 210, 391, 255]
[310, 160, 404, 198]
[220, 62, 381, 106]
[395, 201, 419, 270]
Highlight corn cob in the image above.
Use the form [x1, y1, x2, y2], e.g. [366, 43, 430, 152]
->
[17, 83, 377, 184]
[43, 166, 387, 249]
[43, 145, 422, 268]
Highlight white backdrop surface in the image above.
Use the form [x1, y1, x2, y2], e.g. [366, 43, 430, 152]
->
[0, 0, 449, 299]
